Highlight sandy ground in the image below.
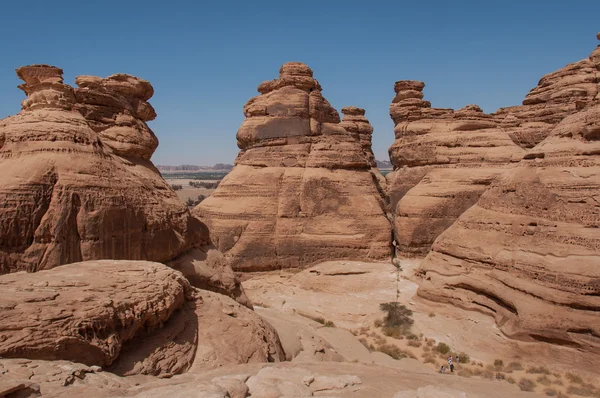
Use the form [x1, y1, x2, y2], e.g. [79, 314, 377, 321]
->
[243, 259, 600, 396]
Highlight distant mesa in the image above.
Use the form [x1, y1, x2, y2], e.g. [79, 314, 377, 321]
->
[157, 163, 234, 172]
[194, 61, 391, 271]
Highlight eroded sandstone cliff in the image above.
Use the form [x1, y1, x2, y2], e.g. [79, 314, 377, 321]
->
[387, 37, 600, 256]
[195, 62, 391, 271]
[418, 94, 600, 353]
[0, 65, 206, 274]
[415, 35, 600, 352]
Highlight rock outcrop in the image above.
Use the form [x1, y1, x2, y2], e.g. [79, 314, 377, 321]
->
[340, 106, 388, 195]
[417, 35, 600, 352]
[194, 62, 391, 271]
[0, 261, 190, 367]
[387, 37, 600, 256]
[0, 65, 206, 274]
[0, 260, 284, 377]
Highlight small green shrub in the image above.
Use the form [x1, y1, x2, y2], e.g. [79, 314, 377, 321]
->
[519, 378, 536, 392]
[435, 342, 451, 355]
[458, 352, 470, 364]
[544, 388, 558, 397]
[494, 359, 504, 369]
[323, 320, 335, 327]
[496, 372, 506, 380]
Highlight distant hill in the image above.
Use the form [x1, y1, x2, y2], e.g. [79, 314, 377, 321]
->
[157, 163, 234, 172]
[376, 160, 392, 169]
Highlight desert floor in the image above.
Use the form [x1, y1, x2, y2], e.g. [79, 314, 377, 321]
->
[242, 260, 600, 397]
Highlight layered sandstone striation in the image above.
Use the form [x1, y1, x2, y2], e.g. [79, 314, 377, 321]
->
[418, 94, 600, 352]
[195, 62, 391, 271]
[0, 260, 284, 377]
[0, 65, 206, 274]
[388, 38, 600, 256]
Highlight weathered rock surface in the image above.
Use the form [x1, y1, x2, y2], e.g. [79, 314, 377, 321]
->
[0, 260, 189, 367]
[0, 65, 206, 274]
[418, 94, 600, 352]
[167, 247, 252, 308]
[74, 74, 158, 160]
[340, 106, 388, 196]
[387, 37, 600, 256]
[195, 62, 391, 271]
[0, 260, 284, 378]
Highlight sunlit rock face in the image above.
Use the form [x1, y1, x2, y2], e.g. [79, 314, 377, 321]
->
[387, 37, 600, 256]
[195, 62, 391, 271]
[0, 65, 206, 274]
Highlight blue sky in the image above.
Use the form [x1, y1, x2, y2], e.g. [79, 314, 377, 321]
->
[1, 0, 598, 165]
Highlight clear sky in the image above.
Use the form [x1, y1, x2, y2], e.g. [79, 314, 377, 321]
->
[1, 0, 599, 165]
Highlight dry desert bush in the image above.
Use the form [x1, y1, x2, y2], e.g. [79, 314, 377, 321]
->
[505, 361, 524, 372]
[527, 366, 551, 375]
[519, 378, 537, 392]
[375, 343, 416, 360]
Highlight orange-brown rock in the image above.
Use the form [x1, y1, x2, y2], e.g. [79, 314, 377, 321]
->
[0, 260, 189, 367]
[0, 65, 205, 274]
[387, 37, 600, 256]
[340, 106, 376, 167]
[418, 95, 600, 352]
[194, 62, 391, 271]
[74, 74, 158, 160]
[0, 260, 284, 377]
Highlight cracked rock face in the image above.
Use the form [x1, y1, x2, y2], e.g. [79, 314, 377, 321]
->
[0, 65, 207, 273]
[194, 62, 391, 271]
[387, 36, 600, 256]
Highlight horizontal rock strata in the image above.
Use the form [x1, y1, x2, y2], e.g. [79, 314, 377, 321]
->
[387, 37, 600, 256]
[0, 65, 206, 274]
[418, 95, 600, 352]
[195, 62, 391, 271]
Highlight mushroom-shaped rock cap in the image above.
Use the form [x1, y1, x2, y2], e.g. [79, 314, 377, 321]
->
[76, 74, 154, 101]
[341, 106, 366, 116]
[280, 62, 313, 77]
[394, 80, 425, 93]
[16, 65, 64, 85]
[597, 32, 600, 40]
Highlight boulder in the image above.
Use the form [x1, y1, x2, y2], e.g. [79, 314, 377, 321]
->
[0, 260, 284, 376]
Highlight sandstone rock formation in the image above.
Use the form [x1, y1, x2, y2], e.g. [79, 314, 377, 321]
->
[387, 37, 600, 256]
[0, 260, 284, 377]
[340, 106, 388, 195]
[194, 62, 391, 271]
[0, 65, 206, 274]
[418, 95, 600, 353]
